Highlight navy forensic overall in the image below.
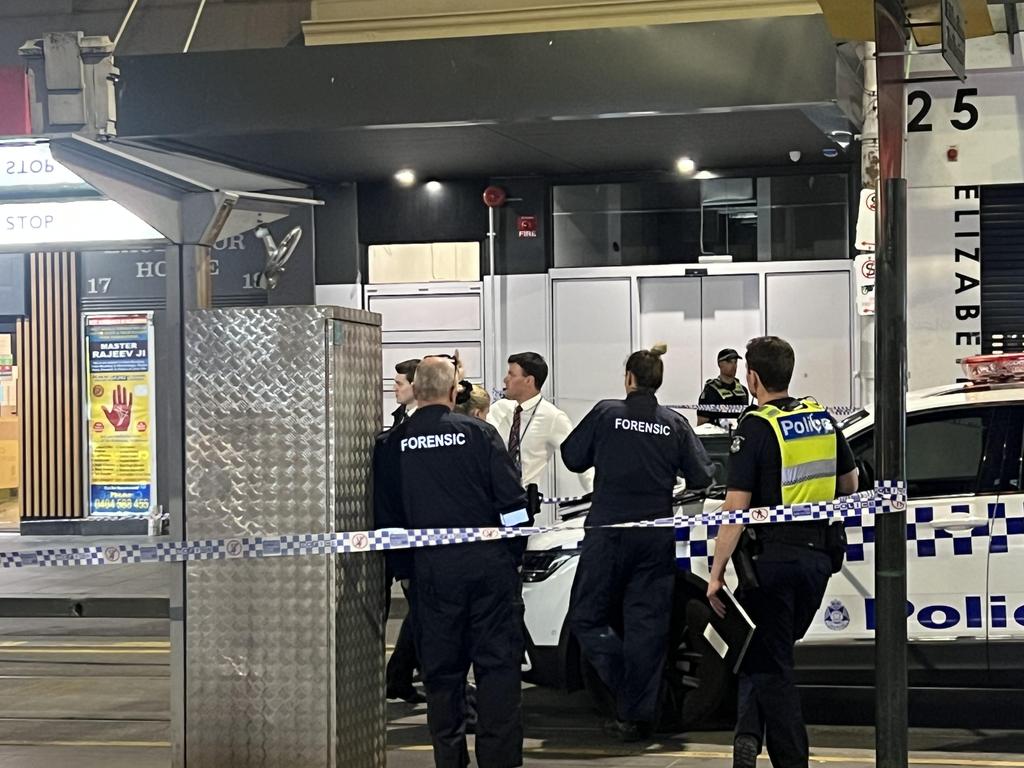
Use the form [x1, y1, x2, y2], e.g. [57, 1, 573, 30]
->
[562, 391, 714, 724]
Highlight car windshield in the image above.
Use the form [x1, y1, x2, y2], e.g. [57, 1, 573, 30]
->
[838, 409, 869, 431]
[696, 431, 733, 488]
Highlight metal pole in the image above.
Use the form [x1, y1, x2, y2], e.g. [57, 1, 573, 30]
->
[872, 0, 909, 761]
[113, 0, 142, 49]
[874, 176, 908, 768]
[488, 205, 499, 394]
[165, 243, 211, 768]
[183, 0, 208, 53]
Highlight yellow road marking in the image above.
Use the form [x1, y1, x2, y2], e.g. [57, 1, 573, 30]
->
[0, 648, 168, 655]
[97, 641, 168, 648]
[0, 739, 169, 749]
[0, 643, 167, 651]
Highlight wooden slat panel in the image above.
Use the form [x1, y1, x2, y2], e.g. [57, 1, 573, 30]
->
[28, 254, 40, 517]
[42, 254, 53, 515]
[19, 252, 82, 519]
[16, 316, 26, 515]
[22, 258, 29, 517]
[62, 254, 73, 517]
[56, 256, 67, 520]
[69, 255, 81, 518]
[55, 253, 66, 517]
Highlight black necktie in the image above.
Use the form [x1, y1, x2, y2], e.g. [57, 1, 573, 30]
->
[508, 405, 523, 474]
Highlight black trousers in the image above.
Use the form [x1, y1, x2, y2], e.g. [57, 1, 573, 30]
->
[412, 545, 523, 768]
[735, 548, 831, 768]
[568, 527, 676, 724]
[386, 588, 419, 693]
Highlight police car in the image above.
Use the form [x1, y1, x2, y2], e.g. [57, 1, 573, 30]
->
[520, 353, 1024, 729]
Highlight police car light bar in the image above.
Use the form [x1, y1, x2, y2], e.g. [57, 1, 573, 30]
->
[961, 353, 1024, 383]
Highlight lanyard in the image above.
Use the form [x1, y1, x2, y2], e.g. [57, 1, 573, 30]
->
[516, 398, 542, 445]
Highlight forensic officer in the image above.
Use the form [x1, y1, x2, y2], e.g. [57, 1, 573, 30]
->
[706, 336, 858, 768]
[562, 344, 715, 741]
[377, 356, 530, 768]
[697, 348, 750, 426]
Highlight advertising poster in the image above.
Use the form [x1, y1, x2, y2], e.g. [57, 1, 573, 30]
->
[84, 313, 157, 516]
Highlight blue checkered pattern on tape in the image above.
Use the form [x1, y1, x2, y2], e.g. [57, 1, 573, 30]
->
[542, 495, 588, 505]
[665, 403, 861, 416]
[672, 482, 904, 571]
[672, 482, 1024, 571]
[0, 483, 905, 569]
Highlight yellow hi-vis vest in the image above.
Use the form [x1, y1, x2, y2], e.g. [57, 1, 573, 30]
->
[707, 378, 747, 401]
[742, 398, 838, 505]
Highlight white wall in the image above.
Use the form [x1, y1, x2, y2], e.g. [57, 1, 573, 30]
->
[636, 274, 762, 416]
[906, 186, 981, 387]
[765, 271, 853, 405]
[551, 278, 632, 497]
[485, 274, 550, 398]
[549, 262, 854, 419]
[903, 67, 1021, 389]
[315, 283, 363, 310]
[364, 282, 486, 422]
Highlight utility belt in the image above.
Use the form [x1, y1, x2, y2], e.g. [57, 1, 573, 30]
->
[757, 523, 828, 550]
[733, 521, 847, 589]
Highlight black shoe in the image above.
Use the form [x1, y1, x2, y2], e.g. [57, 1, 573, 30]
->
[386, 685, 426, 704]
[733, 735, 760, 768]
[602, 719, 649, 743]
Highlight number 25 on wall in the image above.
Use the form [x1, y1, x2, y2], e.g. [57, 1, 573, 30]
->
[908, 88, 979, 132]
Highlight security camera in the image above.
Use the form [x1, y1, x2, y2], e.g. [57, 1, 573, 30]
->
[789, 150, 802, 163]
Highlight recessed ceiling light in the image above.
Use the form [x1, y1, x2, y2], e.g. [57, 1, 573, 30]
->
[675, 156, 697, 175]
[394, 169, 416, 186]
[694, 170, 719, 180]
[426, 180, 443, 193]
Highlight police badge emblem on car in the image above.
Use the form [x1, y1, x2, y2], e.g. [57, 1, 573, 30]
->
[824, 599, 850, 631]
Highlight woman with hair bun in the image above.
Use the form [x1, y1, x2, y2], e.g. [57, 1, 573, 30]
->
[560, 343, 715, 742]
[454, 384, 492, 421]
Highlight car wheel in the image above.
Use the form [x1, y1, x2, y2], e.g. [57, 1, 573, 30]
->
[570, 577, 736, 732]
[658, 578, 735, 732]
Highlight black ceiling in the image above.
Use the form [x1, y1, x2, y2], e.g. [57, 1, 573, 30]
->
[143, 109, 848, 181]
[116, 15, 863, 184]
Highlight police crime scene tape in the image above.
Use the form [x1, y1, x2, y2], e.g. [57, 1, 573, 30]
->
[665, 403, 862, 417]
[540, 401, 859, 506]
[0, 483, 904, 569]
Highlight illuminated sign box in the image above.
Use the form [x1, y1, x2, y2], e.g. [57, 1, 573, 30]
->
[0, 199, 163, 245]
[0, 143, 88, 190]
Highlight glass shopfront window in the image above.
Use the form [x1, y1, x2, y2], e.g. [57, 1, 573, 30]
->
[553, 173, 850, 268]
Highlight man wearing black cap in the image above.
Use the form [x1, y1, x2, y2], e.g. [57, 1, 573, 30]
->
[697, 348, 750, 426]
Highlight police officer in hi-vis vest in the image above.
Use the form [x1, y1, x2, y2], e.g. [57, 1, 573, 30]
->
[697, 348, 750, 426]
[706, 337, 858, 768]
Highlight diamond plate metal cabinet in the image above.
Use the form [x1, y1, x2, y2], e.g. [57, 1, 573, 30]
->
[182, 306, 383, 767]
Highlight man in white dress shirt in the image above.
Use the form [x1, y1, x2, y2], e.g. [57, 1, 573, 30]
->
[488, 352, 593, 498]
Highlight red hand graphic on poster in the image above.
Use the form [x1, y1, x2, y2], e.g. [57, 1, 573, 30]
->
[101, 385, 133, 432]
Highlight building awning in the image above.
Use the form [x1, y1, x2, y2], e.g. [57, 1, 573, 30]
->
[115, 15, 863, 182]
[50, 135, 320, 245]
